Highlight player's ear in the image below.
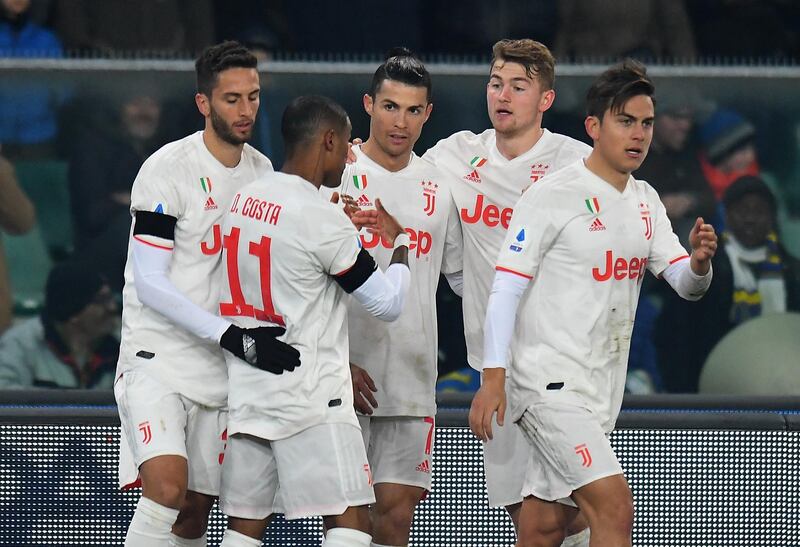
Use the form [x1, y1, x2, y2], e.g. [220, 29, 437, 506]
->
[195, 93, 210, 117]
[323, 128, 337, 151]
[585, 115, 601, 141]
[540, 89, 555, 113]
[424, 102, 433, 123]
[363, 93, 374, 116]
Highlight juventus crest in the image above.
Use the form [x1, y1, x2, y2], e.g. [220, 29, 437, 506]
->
[421, 180, 438, 216]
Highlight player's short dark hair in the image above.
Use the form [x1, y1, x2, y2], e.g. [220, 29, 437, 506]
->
[491, 39, 555, 90]
[281, 95, 349, 157]
[586, 59, 655, 120]
[195, 41, 258, 97]
[368, 47, 432, 103]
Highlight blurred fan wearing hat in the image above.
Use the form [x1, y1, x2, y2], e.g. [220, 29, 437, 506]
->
[698, 108, 760, 201]
[655, 175, 800, 392]
[0, 260, 119, 388]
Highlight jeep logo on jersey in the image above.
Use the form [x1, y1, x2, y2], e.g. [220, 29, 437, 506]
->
[640, 202, 653, 240]
[421, 180, 437, 216]
[461, 194, 513, 229]
[592, 250, 648, 282]
[360, 228, 432, 258]
[530, 163, 550, 183]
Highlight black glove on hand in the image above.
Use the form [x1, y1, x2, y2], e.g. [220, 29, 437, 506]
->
[220, 325, 301, 375]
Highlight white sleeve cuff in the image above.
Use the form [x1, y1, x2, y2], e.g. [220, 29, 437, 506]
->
[661, 259, 712, 301]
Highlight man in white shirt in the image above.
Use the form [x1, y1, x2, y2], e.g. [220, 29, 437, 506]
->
[116, 41, 300, 547]
[471, 60, 717, 546]
[423, 39, 591, 545]
[217, 95, 411, 547]
[336, 49, 462, 547]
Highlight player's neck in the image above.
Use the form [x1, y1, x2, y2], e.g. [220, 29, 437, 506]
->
[495, 126, 544, 160]
[282, 154, 324, 189]
[584, 153, 629, 193]
[202, 128, 244, 168]
[361, 139, 412, 172]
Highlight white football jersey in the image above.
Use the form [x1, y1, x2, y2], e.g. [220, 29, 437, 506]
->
[221, 172, 363, 441]
[424, 129, 590, 370]
[333, 146, 462, 417]
[496, 160, 689, 432]
[118, 131, 273, 407]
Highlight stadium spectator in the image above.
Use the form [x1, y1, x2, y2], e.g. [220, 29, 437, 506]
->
[53, 0, 214, 56]
[69, 88, 166, 291]
[635, 87, 715, 244]
[656, 175, 800, 393]
[553, 0, 696, 62]
[689, 0, 799, 61]
[0, 0, 63, 160]
[698, 108, 759, 203]
[0, 151, 35, 333]
[0, 260, 118, 389]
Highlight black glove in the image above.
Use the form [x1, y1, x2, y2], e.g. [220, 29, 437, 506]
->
[219, 325, 301, 375]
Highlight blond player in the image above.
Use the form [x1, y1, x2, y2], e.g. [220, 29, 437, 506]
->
[332, 50, 463, 547]
[217, 95, 412, 547]
[471, 60, 716, 546]
[423, 39, 591, 545]
[115, 42, 300, 547]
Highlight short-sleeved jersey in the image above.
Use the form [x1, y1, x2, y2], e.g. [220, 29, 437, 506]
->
[118, 131, 273, 407]
[221, 172, 363, 441]
[496, 160, 689, 432]
[423, 129, 590, 370]
[332, 146, 462, 417]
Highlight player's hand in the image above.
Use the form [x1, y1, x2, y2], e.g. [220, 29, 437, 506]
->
[688, 217, 717, 275]
[468, 368, 506, 442]
[350, 362, 378, 414]
[346, 138, 363, 164]
[219, 325, 301, 375]
[374, 198, 404, 244]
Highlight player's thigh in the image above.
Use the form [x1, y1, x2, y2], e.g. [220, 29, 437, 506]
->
[184, 400, 227, 496]
[518, 494, 577, 544]
[115, 370, 190, 487]
[219, 432, 280, 520]
[517, 402, 623, 504]
[367, 416, 435, 492]
[571, 473, 633, 526]
[273, 422, 375, 520]
[483, 418, 529, 508]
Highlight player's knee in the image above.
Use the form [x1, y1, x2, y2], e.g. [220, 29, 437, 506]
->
[374, 492, 420, 536]
[144, 479, 186, 509]
[596, 498, 634, 536]
[173, 492, 215, 536]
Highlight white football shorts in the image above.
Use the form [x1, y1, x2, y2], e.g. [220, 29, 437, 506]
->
[220, 422, 375, 521]
[482, 418, 530, 507]
[516, 402, 623, 506]
[115, 368, 227, 495]
[359, 415, 435, 492]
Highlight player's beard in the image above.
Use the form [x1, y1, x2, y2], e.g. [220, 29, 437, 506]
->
[210, 107, 251, 146]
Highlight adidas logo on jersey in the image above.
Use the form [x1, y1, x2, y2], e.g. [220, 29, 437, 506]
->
[415, 459, 431, 474]
[357, 194, 373, 207]
[589, 218, 606, 232]
[204, 196, 218, 211]
[463, 169, 481, 183]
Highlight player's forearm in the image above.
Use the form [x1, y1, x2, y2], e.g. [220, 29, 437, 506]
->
[351, 263, 410, 322]
[662, 258, 712, 301]
[132, 240, 230, 343]
[483, 270, 529, 369]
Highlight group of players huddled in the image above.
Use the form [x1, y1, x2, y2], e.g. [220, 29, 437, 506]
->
[115, 38, 717, 547]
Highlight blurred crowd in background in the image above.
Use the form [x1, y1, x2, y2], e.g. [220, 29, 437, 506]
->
[2, 0, 800, 396]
